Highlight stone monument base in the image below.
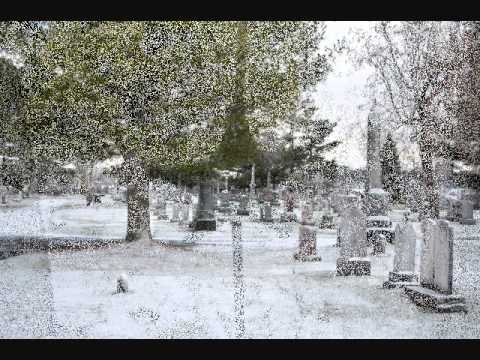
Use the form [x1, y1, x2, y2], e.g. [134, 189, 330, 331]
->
[293, 253, 321, 262]
[217, 207, 232, 215]
[191, 219, 217, 231]
[157, 214, 169, 220]
[319, 215, 335, 229]
[336, 257, 371, 276]
[367, 227, 395, 244]
[460, 219, 476, 225]
[404, 285, 467, 313]
[383, 271, 418, 289]
[280, 211, 297, 222]
[237, 209, 250, 216]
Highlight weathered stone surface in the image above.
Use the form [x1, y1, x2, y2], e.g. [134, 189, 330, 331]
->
[294, 225, 320, 262]
[404, 285, 467, 313]
[371, 233, 386, 255]
[460, 200, 475, 225]
[336, 206, 370, 276]
[192, 180, 216, 231]
[393, 222, 416, 274]
[336, 257, 371, 276]
[338, 206, 368, 258]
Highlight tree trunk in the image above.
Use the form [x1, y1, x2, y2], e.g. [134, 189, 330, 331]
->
[418, 132, 439, 219]
[124, 154, 152, 242]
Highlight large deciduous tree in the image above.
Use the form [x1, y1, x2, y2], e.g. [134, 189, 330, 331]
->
[354, 21, 462, 218]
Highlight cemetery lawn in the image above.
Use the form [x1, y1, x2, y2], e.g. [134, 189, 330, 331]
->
[1, 195, 480, 338]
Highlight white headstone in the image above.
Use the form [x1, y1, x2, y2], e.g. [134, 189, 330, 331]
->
[393, 222, 417, 273]
[461, 200, 474, 221]
[339, 206, 368, 258]
[420, 219, 454, 294]
[433, 220, 454, 294]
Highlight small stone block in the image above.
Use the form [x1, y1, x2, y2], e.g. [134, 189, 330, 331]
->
[336, 258, 371, 276]
[192, 219, 216, 231]
[404, 285, 467, 313]
[293, 253, 322, 262]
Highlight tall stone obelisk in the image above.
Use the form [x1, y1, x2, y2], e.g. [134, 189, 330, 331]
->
[364, 101, 395, 244]
[365, 105, 383, 193]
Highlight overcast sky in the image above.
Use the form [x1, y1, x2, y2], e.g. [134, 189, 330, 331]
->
[312, 21, 374, 170]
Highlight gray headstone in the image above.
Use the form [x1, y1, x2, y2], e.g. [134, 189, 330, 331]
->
[171, 202, 181, 222]
[339, 206, 368, 258]
[420, 219, 454, 294]
[300, 201, 314, 225]
[461, 200, 474, 221]
[393, 222, 416, 273]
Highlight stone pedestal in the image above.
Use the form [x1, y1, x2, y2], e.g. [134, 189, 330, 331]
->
[294, 225, 321, 262]
[280, 211, 297, 222]
[383, 271, 418, 289]
[336, 257, 371, 276]
[404, 285, 467, 313]
[366, 215, 395, 244]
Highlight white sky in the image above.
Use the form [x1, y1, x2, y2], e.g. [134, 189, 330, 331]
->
[313, 21, 374, 170]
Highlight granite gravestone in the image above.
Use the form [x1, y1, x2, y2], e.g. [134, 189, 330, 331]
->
[336, 206, 370, 276]
[294, 202, 321, 262]
[192, 180, 216, 231]
[170, 202, 181, 223]
[237, 195, 250, 216]
[446, 199, 462, 222]
[404, 219, 466, 312]
[383, 222, 418, 288]
[460, 200, 475, 225]
[154, 196, 169, 220]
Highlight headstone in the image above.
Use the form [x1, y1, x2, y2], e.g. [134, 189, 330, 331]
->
[170, 202, 181, 222]
[217, 195, 232, 215]
[260, 202, 273, 222]
[192, 180, 216, 231]
[116, 274, 129, 293]
[460, 200, 475, 225]
[371, 233, 386, 255]
[404, 219, 467, 312]
[280, 189, 297, 222]
[383, 222, 418, 288]
[294, 201, 321, 261]
[180, 203, 190, 224]
[237, 195, 250, 216]
[154, 196, 169, 220]
[1, 185, 8, 204]
[336, 206, 371, 276]
[446, 199, 462, 222]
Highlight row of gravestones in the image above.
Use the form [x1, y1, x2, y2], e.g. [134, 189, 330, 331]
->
[333, 204, 467, 313]
[445, 199, 476, 225]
